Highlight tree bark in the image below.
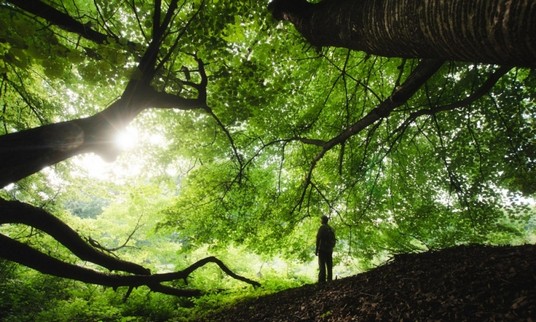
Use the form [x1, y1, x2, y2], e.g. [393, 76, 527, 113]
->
[269, 0, 536, 67]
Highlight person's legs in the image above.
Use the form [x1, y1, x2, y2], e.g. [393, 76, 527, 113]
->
[318, 252, 326, 283]
[326, 252, 333, 281]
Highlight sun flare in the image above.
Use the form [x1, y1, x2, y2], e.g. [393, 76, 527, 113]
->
[114, 127, 139, 150]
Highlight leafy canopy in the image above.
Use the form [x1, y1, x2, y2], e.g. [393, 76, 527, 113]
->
[0, 0, 534, 296]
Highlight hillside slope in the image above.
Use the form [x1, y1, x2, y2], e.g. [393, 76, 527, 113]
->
[198, 244, 535, 321]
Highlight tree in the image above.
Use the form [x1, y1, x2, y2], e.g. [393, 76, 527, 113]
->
[0, 0, 534, 302]
[261, 0, 535, 254]
[268, 0, 536, 67]
[0, 0, 262, 297]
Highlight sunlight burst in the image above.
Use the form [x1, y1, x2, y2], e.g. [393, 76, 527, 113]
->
[114, 127, 139, 150]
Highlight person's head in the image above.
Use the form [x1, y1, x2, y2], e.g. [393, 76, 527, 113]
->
[321, 215, 329, 224]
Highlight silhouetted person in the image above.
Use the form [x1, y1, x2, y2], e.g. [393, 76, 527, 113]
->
[315, 215, 335, 283]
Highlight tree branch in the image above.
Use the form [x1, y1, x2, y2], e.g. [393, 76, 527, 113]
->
[156, 256, 261, 288]
[88, 214, 143, 253]
[0, 0, 215, 188]
[0, 232, 259, 297]
[399, 66, 511, 126]
[0, 84, 208, 188]
[6, 0, 138, 49]
[0, 197, 260, 297]
[324, 59, 444, 149]
[295, 59, 444, 208]
[386, 65, 511, 158]
[0, 198, 150, 275]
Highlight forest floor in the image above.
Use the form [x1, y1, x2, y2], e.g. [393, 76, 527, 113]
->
[196, 244, 535, 321]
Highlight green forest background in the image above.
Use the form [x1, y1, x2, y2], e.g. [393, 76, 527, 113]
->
[0, 0, 534, 320]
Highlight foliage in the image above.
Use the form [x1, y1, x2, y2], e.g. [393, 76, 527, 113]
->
[0, 0, 534, 320]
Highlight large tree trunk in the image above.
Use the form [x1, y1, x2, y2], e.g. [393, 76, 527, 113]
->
[268, 0, 536, 67]
[0, 0, 208, 188]
[0, 85, 205, 188]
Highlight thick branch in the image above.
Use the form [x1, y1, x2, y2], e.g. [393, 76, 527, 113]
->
[0, 198, 149, 275]
[296, 59, 443, 207]
[154, 256, 261, 288]
[6, 0, 137, 49]
[0, 83, 207, 188]
[326, 59, 444, 149]
[317, 59, 444, 157]
[0, 232, 259, 297]
[0, 100, 127, 187]
[0, 1, 213, 188]
[129, 0, 180, 89]
[397, 66, 512, 127]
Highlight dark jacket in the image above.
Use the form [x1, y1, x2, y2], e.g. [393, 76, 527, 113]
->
[316, 224, 335, 253]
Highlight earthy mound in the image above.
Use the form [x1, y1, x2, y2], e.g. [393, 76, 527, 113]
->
[198, 244, 536, 321]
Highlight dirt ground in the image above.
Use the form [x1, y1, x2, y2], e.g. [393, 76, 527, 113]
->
[198, 244, 536, 321]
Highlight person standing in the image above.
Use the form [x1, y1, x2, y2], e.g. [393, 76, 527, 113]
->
[315, 215, 336, 283]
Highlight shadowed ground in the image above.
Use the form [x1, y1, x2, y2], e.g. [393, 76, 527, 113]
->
[198, 244, 535, 321]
